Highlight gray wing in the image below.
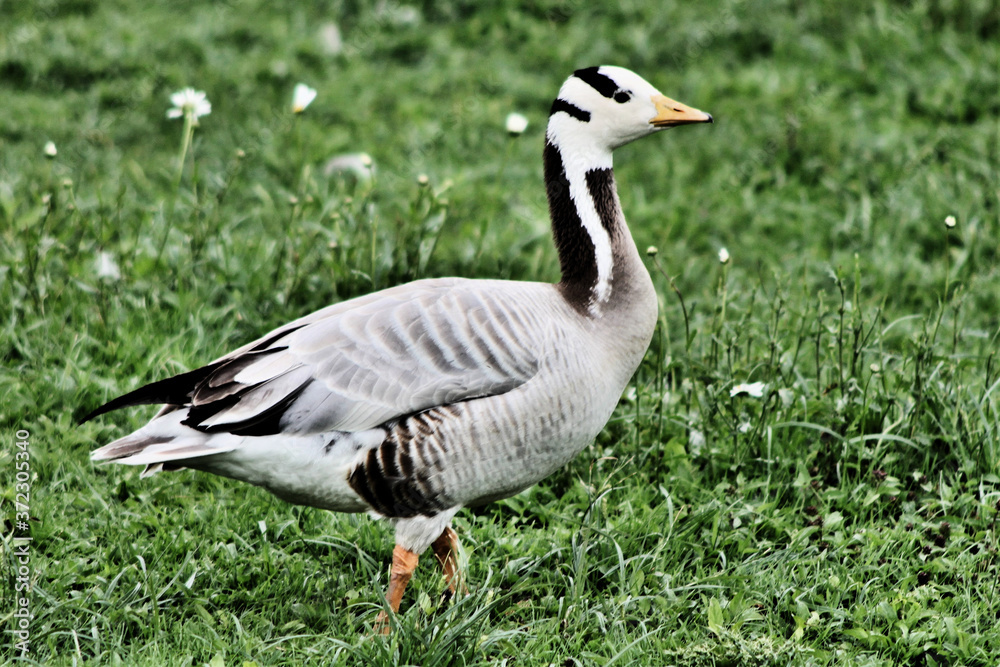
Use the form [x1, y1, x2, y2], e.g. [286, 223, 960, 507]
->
[165, 278, 545, 435]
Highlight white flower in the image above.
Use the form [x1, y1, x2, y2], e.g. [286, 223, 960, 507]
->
[718, 247, 730, 264]
[95, 251, 121, 281]
[324, 152, 375, 182]
[505, 112, 529, 136]
[318, 23, 343, 55]
[730, 381, 766, 398]
[167, 88, 211, 121]
[944, 215, 957, 229]
[777, 387, 795, 407]
[292, 83, 317, 113]
[688, 429, 706, 455]
[43, 141, 57, 158]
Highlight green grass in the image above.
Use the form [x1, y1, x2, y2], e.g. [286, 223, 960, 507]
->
[2, 0, 999, 664]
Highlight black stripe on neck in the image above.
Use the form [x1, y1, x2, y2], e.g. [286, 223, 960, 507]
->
[549, 98, 590, 122]
[573, 66, 618, 98]
[584, 168, 621, 240]
[543, 140, 598, 312]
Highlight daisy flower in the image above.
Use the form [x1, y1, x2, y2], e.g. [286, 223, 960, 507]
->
[167, 88, 212, 123]
[325, 152, 375, 182]
[292, 83, 318, 113]
[505, 112, 529, 136]
[95, 251, 121, 281]
[730, 381, 766, 398]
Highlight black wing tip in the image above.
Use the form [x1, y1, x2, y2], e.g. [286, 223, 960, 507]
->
[80, 332, 301, 428]
[80, 404, 109, 424]
[80, 393, 143, 424]
[79, 361, 226, 426]
[79, 387, 158, 424]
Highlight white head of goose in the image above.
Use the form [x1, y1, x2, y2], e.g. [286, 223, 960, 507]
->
[85, 66, 712, 629]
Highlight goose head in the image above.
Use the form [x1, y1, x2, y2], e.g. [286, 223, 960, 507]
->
[543, 67, 712, 315]
[547, 66, 712, 159]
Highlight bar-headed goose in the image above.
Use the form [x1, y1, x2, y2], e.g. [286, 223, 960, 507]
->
[86, 66, 712, 626]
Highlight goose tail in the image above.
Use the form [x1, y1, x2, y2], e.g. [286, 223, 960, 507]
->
[90, 410, 242, 476]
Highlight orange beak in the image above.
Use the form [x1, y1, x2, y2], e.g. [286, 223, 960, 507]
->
[649, 94, 713, 127]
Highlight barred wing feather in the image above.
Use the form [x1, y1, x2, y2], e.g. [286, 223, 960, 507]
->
[89, 278, 543, 437]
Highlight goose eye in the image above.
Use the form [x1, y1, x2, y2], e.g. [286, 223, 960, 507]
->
[613, 90, 631, 104]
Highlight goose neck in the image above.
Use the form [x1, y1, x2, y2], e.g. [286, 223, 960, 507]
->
[543, 138, 632, 316]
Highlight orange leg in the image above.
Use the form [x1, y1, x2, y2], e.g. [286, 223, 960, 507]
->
[374, 544, 419, 634]
[431, 526, 463, 600]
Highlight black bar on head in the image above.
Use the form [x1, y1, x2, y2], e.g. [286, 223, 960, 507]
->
[573, 66, 618, 98]
[549, 98, 591, 122]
